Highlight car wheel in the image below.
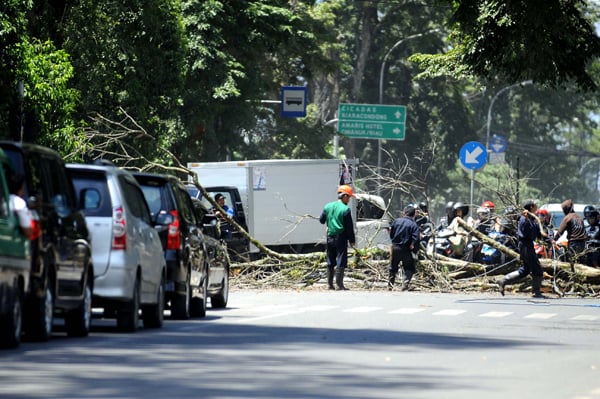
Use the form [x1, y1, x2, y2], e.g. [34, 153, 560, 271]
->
[211, 266, 229, 309]
[65, 274, 92, 337]
[26, 276, 54, 342]
[190, 264, 208, 318]
[117, 279, 140, 332]
[143, 275, 165, 329]
[0, 284, 22, 348]
[171, 268, 190, 320]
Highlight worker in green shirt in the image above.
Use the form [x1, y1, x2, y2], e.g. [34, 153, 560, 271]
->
[319, 185, 356, 290]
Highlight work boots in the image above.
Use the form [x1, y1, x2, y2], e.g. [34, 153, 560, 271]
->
[531, 275, 546, 298]
[401, 270, 414, 291]
[388, 273, 396, 291]
[327, 268, 335, 290]
[335, 268, 349, 291]
[498, 270, 522, 296]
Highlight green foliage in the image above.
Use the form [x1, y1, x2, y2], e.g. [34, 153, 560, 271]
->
[413, 0, 600, 91]
[2, 0, 600, 218]
[62, 0, 187, 166]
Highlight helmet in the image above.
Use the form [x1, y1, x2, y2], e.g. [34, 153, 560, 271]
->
[453, 202, 469, 215]
[418, 201, 428, 213]
[481, 200, 495, 209]
[536, 209, 549, 217]
[445, 201, 455, 212]
[337, 185, 355, 198]
[584, 205, 598, 218]
[477, 206, 490, 217]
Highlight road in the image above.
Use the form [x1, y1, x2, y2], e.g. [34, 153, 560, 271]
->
[1, 290, 599, 399]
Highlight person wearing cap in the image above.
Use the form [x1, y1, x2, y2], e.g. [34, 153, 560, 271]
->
[553, 199, 586, 264]
[388, 205, 420, 291]
[214, 193, 234, 239]
[498, 199, 546, 298]
[319, 185, 356, 290]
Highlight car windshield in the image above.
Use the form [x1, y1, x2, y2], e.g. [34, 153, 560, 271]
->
[186, 185, 200, 199]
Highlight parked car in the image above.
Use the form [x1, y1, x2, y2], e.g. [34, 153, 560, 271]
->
[190, 197, 230, 309]
[0, 148, 31, 348]
[133, 172, 229, 316]
[132, 172, 207, 318]
[0, 141, 93, 341]
[67, 163, 167, 332]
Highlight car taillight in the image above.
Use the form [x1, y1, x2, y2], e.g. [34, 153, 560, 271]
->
[166, 210, 181, 250]
[112, 206, 126, 250]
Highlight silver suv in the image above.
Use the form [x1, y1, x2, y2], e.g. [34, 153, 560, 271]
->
[67, 163, 167, 332]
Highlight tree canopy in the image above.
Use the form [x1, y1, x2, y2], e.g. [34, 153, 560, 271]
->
[1, 0, 600, 219]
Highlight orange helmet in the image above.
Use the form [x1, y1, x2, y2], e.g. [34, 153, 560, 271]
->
[536, 209, 549, 217]
[481, 200, 495, 209]
[337, 185, 355, 198]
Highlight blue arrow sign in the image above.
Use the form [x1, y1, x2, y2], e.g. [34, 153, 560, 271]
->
[489, 135, 507, 153]
[459, 141, 487, 171]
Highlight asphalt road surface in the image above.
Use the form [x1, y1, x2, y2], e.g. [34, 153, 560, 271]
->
[1, 290, 599, 399]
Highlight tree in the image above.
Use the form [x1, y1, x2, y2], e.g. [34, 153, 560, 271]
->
[61, 0, 187, 164]
[411, 0, 600, 91]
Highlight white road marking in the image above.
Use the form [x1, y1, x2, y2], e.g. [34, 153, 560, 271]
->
[524, 313, 557, 319]
[432, 309, 467, 316]
[300, 305, 340, 311]
[343, 306, 383, 313]
[479, 311, 513, 318]
[388, 308, 427, 314]
[571, 315, 599, 321]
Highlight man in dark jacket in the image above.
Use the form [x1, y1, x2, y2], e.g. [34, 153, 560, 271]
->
[319, 185, 356, 290]
[388, 205, 420, 291]
[498, 199, 546, 297]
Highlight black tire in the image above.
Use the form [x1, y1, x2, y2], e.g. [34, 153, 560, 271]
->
[0, 285, 22, 348]
[26, 278, 54, 342]
[65, 275, 92, 337]
[211, 266, 229, 309]
[171, 269, 190, 320]
[190, 266, 208, 318]
[143, 275, 165, 329]
[117, 279, 140, 332]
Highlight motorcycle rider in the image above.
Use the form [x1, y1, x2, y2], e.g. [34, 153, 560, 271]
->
[584, 205, 600, 267]
[441, 201, 456, 229]
[535, 208, 555, 258]
[448, 202, 473, 256]
[475, 206, 494, 235]
[553, 199, 586, 264]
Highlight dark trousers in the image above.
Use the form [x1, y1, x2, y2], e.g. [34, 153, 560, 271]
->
[568, 240, 586, 264]
[517, 241, 543, 277]
[389, 244, 415, 276]
[326, 235, 348, 271]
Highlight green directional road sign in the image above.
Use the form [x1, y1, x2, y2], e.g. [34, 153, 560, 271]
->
[337, 103, 407, 140]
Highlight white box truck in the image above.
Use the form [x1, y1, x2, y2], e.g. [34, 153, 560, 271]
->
[187, 159, 391, 256]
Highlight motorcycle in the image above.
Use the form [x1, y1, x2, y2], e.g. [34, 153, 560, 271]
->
[480, 230, 515, 265]
[426, 228, 482, 261]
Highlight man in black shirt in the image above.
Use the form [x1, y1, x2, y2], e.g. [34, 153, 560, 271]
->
[553, 199, 586, 264]
[388, 205, 420, 291]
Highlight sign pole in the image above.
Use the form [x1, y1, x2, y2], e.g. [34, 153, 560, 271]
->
[470, 169, 475, 218]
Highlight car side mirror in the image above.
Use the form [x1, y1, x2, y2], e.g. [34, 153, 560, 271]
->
[155, 210, 174, 226]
